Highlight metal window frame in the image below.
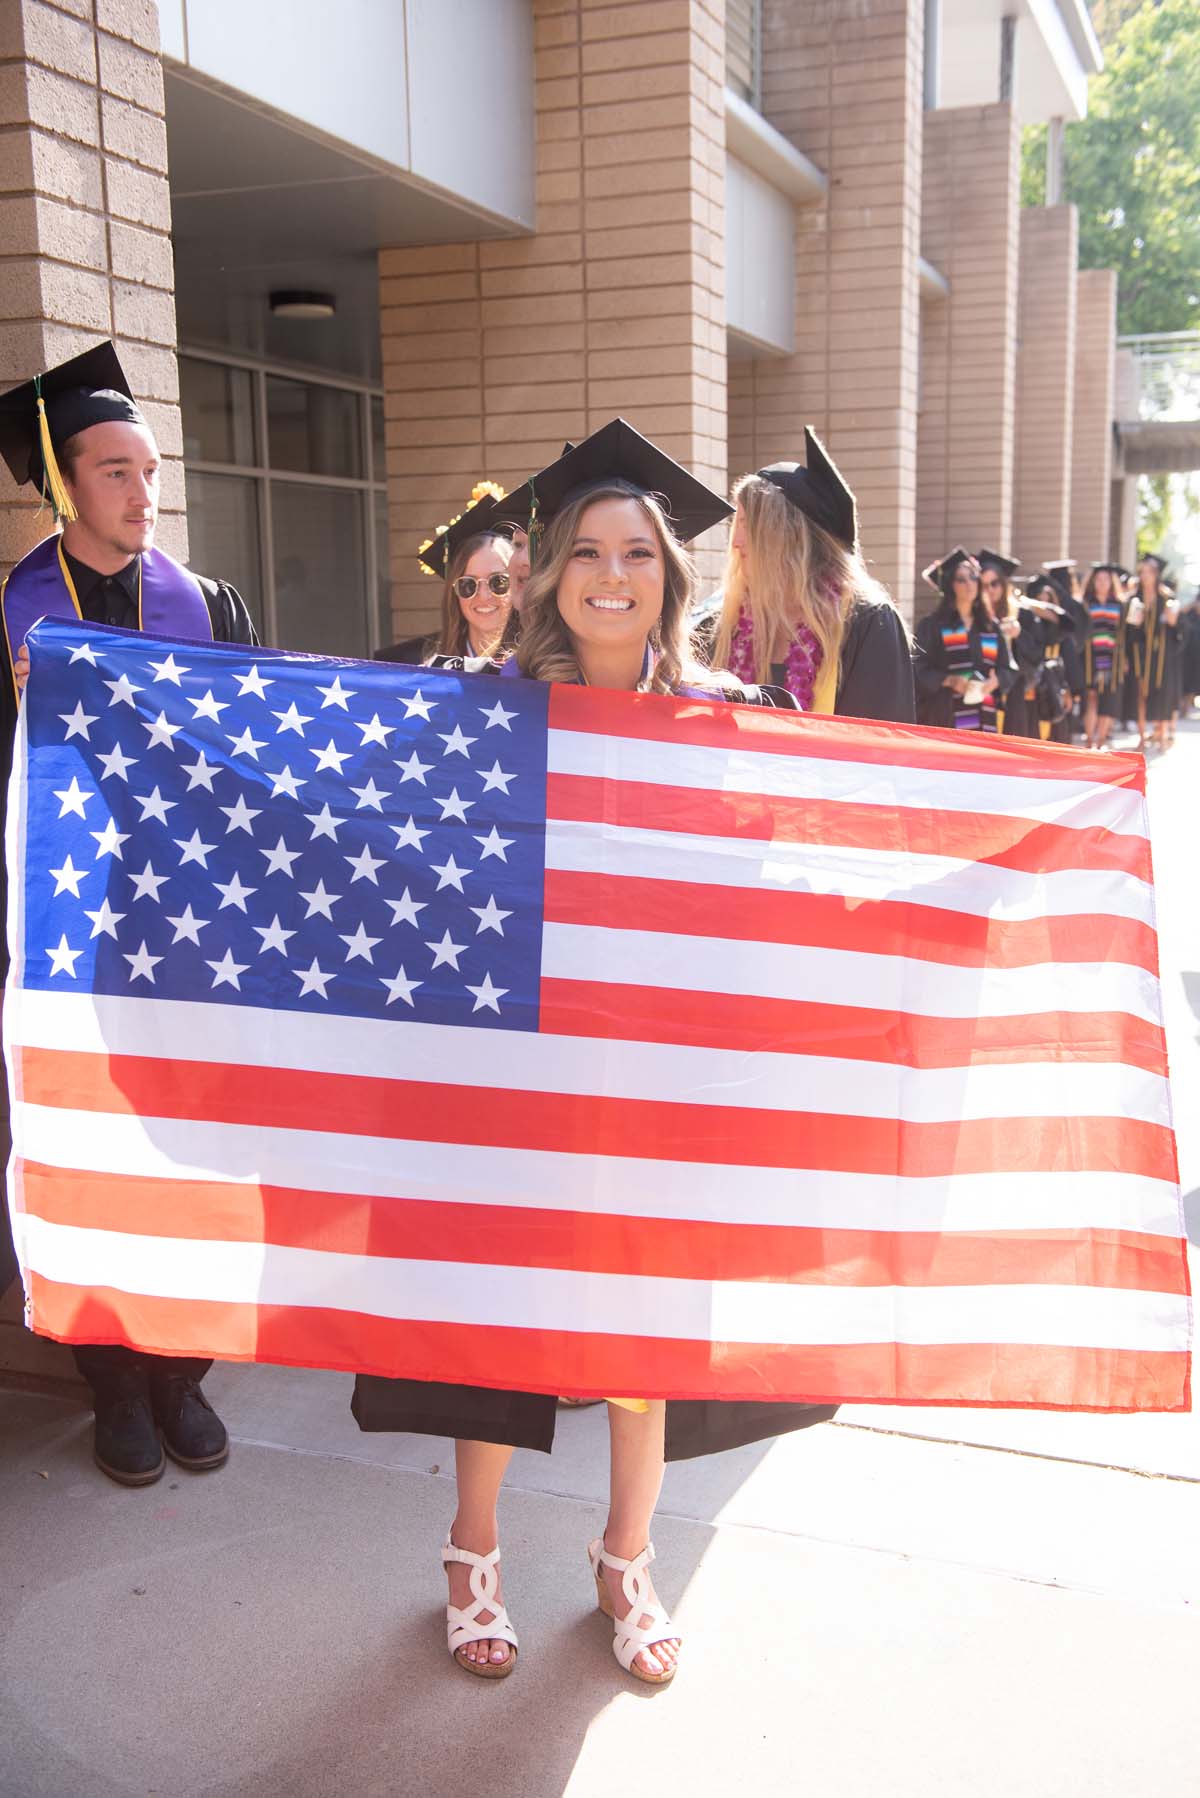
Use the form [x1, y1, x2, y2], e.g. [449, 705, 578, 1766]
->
[180, 344, 387, 656]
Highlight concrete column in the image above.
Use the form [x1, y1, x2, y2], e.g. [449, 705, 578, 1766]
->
[1013, 205, 1078, 562]
[1069, 267, 1117, 565]
[747, 0, 925, 619]
[916, 103, 1020, 584]
[379, 0, 728, 643]
[0, 0, 186, 570]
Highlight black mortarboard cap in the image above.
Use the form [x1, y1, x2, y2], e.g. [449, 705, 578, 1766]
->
[417, 490, 504, 577]
[494, 418, 733, 547]
[921, 545, 978, 594]
[1138, 552, 1170, 578]
[1023, 574, 1065, 609]
[758, 427, 857, 550]
[1091, 561, 1130, 582]
[0, 340, 141, 495]
[977, 548, 1020, 579]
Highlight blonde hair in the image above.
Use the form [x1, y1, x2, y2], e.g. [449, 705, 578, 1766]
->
[437, 531, 512, 658]
[713, 473, 895, 686]
[516, 482, 718, 695]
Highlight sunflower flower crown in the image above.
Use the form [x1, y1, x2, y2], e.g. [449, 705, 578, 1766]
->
[417, 479, 507, 575]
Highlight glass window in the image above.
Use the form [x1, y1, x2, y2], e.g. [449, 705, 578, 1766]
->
[271, 481, 367, 658]
[183, 470, 264, 635]
[370, 394, 387, 485]
[266, 376, 363, 480]
[179, 357, 257, 466]
[374, 489, 392, 649]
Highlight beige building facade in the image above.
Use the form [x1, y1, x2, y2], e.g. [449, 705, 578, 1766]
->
[0, 0, 1118, 655]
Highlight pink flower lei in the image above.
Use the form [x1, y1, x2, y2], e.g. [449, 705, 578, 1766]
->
[727, 603, 825, 710]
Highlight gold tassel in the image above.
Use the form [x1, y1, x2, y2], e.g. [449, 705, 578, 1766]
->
[35, 390, 77, 524]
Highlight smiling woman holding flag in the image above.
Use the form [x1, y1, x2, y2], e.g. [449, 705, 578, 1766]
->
[352, 421, 838, 1687]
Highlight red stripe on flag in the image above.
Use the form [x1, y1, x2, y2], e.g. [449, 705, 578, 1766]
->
[546, 684, 1148, 792]
[538, 978, 1170, 1076]
[16, 1162, 1188, 1294]
[545, 771, 1151, 881]
[24, 1274, 1190, 1411]
[18, 1047, 1179, 1181]
[543, 869, 1160, 975]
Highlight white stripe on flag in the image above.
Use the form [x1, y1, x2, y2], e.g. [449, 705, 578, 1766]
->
[20, 1215, 1190, 1351]
[547, 728, 1149, 838]
[541, 922, 1162, 1024]
[544, 818, 1156, 927]
[14, 1103, 1185, 1238]
[7, 990, 1171, 1125]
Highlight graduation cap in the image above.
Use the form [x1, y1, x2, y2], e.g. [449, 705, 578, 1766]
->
[1023, 574, 1065, 609]
[1091, 561, 1130, 582]
[494, 418, 732, 550]
[0, 340, 142, 523]
[976, 548, 1020, 580]
[921, 545, 978, 595]
[417, 479, 509, 577]
[1137, 552, 1171, 579]
[757, 428, 857, 550]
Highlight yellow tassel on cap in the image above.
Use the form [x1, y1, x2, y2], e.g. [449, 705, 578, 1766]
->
[35, 392, 77, 525]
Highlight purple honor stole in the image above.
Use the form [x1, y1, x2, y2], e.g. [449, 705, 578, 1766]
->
[2, 536, 212, 694]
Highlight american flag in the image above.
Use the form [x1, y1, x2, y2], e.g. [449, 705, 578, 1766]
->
[5, 618, 1191, 1411]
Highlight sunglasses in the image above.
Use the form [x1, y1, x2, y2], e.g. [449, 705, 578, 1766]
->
[452, 572, 511, 600]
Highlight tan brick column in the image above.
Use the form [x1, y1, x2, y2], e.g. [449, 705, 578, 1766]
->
[380, 0, 728, 643]
[0, 0, 185, 570]
[1069, 267, 1117, 567]
[744, 0, 925, 619]
[1013, 205, 1078, 563]
[916, 103, 1020, 587]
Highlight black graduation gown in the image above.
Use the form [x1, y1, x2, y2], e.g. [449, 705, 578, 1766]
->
[912, 604, 1016, 733]
[1180, 606, 1200, 697]
[692, 594, 915, 723]
[1081, 596, 1128, 719]
[351, 672, 840, 1464]
[1128, 595, 1182, 722]
[1000, 609, 1044, 740]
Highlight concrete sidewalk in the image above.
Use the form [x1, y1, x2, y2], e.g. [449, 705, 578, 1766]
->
[3, 722, 1199, 1797]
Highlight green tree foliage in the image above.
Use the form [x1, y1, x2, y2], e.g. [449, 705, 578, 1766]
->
[1021, 0, 1200, 334]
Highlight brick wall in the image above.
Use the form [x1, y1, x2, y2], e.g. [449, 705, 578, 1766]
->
[0, 0, 185, 571]
[738, 0, 925, 619]
[1013, 204, 1078, 563]
[380, 0, 729, 642]
[916, 103, 1020, 593]
[1069, 267, 1117, 566]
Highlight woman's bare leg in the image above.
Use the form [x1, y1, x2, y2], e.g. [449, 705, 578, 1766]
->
[447, 1437, 516, 1667]
[602, 1400, 680, 1678]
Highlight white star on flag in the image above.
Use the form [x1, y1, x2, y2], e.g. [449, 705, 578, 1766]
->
[465, 972, 507, 1014]
[207, 948, 249, 990]
[350, 777, 389, 811]
[272, 702, 312, 736]
[402, 689, 435, 721]
[305, 803, 341, 841]
[60, 702, 98, 741]
[227, 726, 267, 760]
[438, 788, 474, 822]
[395, 751, 432, 785]
[214, 871, 257, 913]
[479, 699, 515, 731]
[67, 642, 99, 666]
[235, 665, 273, 700]
[340, 922, 381, 963]
[267, 765, 306, 800]
[103, 673, 142, 708]
[166, 905, 209, 946]
[219, 794, 260, 835]
[470, 895, 511, 935]
[381, 965, 421, 1006]
[90, 818, 129, 860]
[300, 879, 341, 920]
[426, 929, 467, 971]
[128, 861, 169, 902]
[479, 760, 516, 794]
[84, 898, 125, 940]
[345, 843, 386, 885]
[123, 941, 162, 984]
[474, 826, 513, 862]
[431, 854, 469, 893]
[358, 713, 393, 747]
[181, 750, 221, 792]
[49, 855, 87, 898]
[438, 724, 476, 757]
[189, 689, 229, 723]
[260, 837, 302, 878]
[148, 653, 188, 685]
[97, 743, 138, 782]
[134, 786, 176, 825]
[294, 957, 333, 998]
[46, 935, 83, 978]
[53, 778, 92, 819]
[386, 888, 426, 928]
[317, 675, 355, 710]
[143, 710, 183, 751]
[392, 816, 429, 852]
[253, 915, 295, 955]
[311, 739, 352, 775]
[175, 830, 216, 869]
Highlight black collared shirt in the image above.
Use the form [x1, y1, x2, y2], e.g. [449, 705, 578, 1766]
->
[62, 549, 143, 630]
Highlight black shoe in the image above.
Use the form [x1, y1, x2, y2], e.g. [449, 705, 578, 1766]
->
[92, 1373, 166, 1487]
[150, 1375, 229, 1471]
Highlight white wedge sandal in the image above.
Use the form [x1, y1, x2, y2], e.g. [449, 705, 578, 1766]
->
[587, 1538, 680, 1686]
[443, 1538, 519, 1679]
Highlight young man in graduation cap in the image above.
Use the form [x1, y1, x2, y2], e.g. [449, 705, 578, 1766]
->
[0, 340, 257, 1486]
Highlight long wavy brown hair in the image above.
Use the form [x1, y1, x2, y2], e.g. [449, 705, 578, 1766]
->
[712, 473, 898, 686]
[436, 531, 513, 658]
[516, 481, 718, 694]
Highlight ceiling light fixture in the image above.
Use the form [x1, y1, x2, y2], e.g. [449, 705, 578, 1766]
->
[269, 290, 336, 320]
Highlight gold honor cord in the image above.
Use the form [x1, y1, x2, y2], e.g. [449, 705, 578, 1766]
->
[34, 378, 77, 525]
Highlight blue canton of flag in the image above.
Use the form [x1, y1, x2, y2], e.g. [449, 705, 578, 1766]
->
[17, 620, 549, 1033]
